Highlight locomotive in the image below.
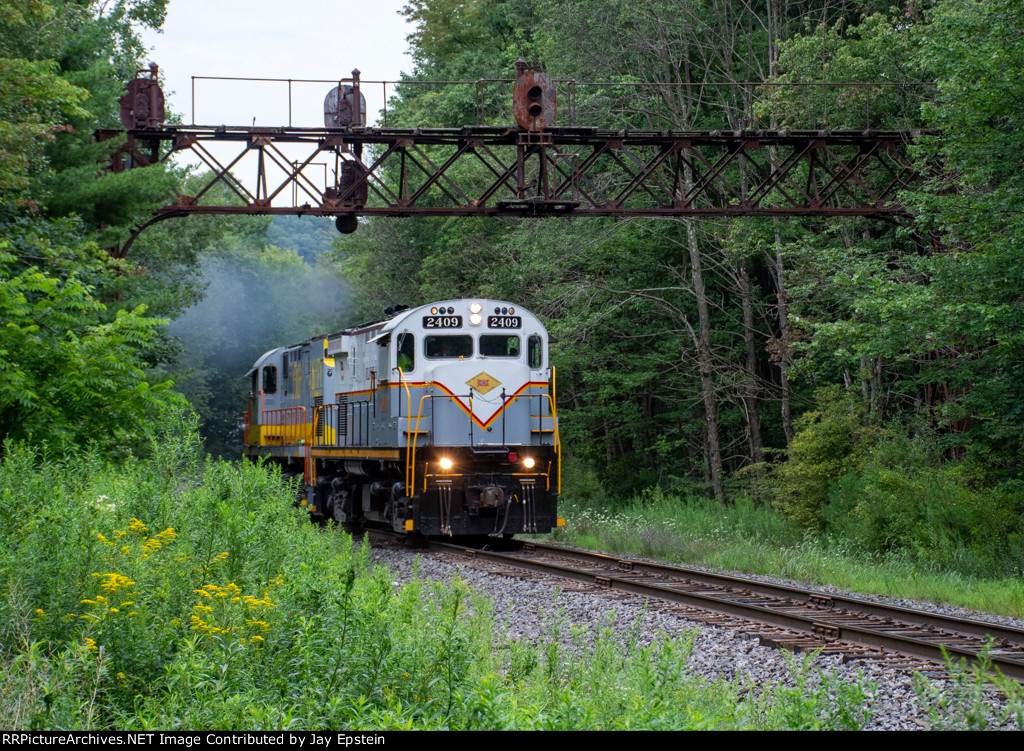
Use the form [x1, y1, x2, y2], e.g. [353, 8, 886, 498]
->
[243, 299, 562, 537]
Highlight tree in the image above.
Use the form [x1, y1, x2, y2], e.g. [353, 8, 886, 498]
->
[905, 0, 1024, 465]
[0, 0, 188, 454]
[0, 230, 184, 454]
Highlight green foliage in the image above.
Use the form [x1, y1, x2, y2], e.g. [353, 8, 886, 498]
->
[0, 56, 88, 213]
[0, 0, 200, 458]
[555, 485, 805, 565]
[0, 232, 184, 455]
[266, 216, 336, 264]
[765, 3, 1024, 468]
[748, 651, 874, 731]
[913, 646, 1024, 731]
[772, 386, 877, 530]
[554, 478, 1024, 616]
[755, 13, 930, 130]
[0, 419, 878, 730]
[0, 0, 174, 235]
[823, 434, 1024, 575]
[902, 0, 1024, 463]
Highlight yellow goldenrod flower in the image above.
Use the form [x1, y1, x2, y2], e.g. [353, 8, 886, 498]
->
[128, 518, 148, 533]
[34, 609, 45, 617]
[98, 573, 134, 592]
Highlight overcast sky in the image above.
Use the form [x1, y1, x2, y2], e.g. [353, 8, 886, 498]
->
[139, 0, 416, 128]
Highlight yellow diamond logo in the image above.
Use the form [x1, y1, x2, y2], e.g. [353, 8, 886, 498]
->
[466, 371, 501, 395]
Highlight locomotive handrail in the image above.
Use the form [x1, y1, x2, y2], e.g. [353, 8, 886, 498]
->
[307, 414, 315, 486]
[407, 393, 433, 496]
[550, 366, 560, 494]
[260, 404, 308, 445]
[540, 392, 562, 495]
[397, 366, 412, 445]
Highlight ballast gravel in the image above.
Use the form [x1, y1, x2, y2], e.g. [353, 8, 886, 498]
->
[368, 542, 1018, 731]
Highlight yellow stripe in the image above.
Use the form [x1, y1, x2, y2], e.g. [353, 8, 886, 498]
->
[311, 448, 401, 460]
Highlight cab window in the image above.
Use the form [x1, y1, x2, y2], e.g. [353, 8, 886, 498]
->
[528, 335, 543, 368]
[425, 335, 473, 359]
[397, 332, 415, 371]
[262, 365, 278, 394]
[480, 335, 520, 358]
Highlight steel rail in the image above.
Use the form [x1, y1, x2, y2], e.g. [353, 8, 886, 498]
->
[426, 539, 1024, 682]
[524, 541, 1024, 646]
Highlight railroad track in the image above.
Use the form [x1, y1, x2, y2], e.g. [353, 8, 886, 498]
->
[397, 536, 1024, 681]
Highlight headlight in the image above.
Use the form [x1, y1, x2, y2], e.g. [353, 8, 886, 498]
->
[439, 457, 454, 470]
[469, 302, 482, 314]
[469, 313, 483, 326]
[523, 457, 535, 469]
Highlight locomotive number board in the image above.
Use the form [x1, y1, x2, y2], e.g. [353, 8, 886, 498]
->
[423, 315, 463, 329]
[488, 315, 522, 329]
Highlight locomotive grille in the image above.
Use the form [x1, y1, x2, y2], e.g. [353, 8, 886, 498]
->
[314, 396, 324, 438]
[336, 395, 348, 444]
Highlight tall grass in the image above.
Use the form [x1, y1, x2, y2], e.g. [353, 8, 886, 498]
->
[0, 413, 883, 730]
[553, 487, 1024, 618]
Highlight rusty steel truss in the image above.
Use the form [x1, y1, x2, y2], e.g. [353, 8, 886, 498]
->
[107, 66, 926, 254]
[128, 124, 917, 217]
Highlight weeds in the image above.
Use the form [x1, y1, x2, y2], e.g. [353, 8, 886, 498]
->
[913, 646, 1024, 730]
[554, 488, 1024, 618]
[0, 417, 882, 729]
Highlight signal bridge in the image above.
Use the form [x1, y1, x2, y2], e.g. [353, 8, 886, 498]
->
[106, 63, 928, 254]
